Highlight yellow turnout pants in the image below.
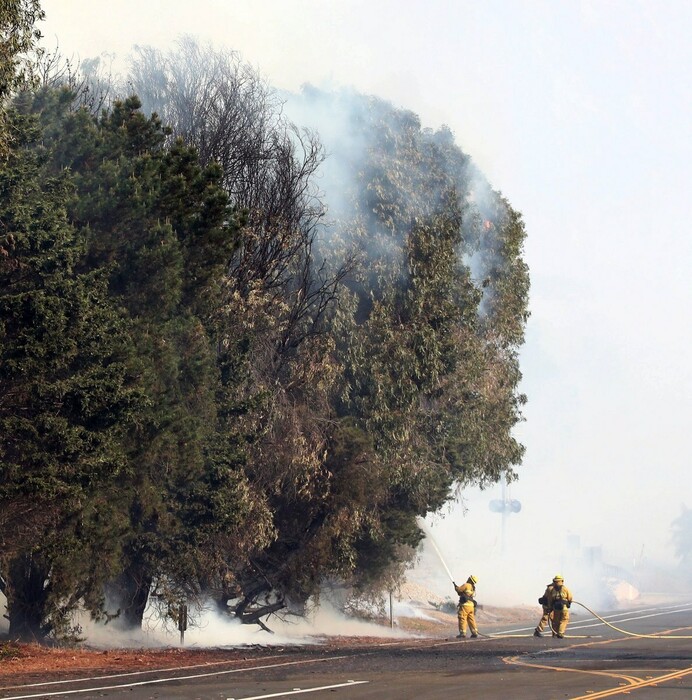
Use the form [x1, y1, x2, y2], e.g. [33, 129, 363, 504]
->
[535, 607, 551, 633]
[552, 608, 570, 636]
[457, 601, 478, 636]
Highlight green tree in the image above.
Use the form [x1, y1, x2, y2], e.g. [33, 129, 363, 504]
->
[124, 42, 357, 620]
[0, 87, 273, 635]
[0, 0, 44, 156]
[36, 91, 262, 628]
[294, 89, 529, 594]
[0, 0, 43, 96]
[18, 50, 530, 630]
[0, 104, 143, 639]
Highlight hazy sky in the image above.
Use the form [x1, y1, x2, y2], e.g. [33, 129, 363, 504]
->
[39, 1, 691, 601]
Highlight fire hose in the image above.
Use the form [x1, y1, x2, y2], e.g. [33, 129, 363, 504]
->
[485, 601, 692, 640]
[561, 600, 692, 640]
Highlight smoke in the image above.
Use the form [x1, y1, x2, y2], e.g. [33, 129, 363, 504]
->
[280, 85, 370, 228]
[67, 597, 409, 648]
[0, 584, 417, 646]
[2, 582, 411, 646]
[31, 0, 692, 640]
[280, 84, 511, 321]
[407, 480, 685, 616]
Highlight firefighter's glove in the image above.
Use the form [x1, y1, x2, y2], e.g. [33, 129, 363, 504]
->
[473, 600, 477, 608]
[566, 601, 571, 608]
[538, 596, 546, 605]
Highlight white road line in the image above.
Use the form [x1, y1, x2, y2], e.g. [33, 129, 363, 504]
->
[227, 680, 369, 700]
[0, 656, 350, 700]
[4, 603, 689, 699]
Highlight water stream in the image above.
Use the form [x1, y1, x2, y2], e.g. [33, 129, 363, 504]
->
[417, 518, 455, 584]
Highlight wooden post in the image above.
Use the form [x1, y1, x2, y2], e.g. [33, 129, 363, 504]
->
[178, 603, 188, 645]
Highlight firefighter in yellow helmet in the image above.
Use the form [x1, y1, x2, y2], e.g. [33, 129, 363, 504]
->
[545, 574, 572, 638]
[453, 575, 479, 638]
[534, 580, 554, 637]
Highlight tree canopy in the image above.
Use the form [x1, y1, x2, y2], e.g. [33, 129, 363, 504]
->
[0, 30, 529, 640]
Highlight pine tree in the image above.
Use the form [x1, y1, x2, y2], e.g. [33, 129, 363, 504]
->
[0, 104, 144, 639]
[33, 90, 271, 629]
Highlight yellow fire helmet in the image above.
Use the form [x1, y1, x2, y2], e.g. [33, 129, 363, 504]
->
[553, 574, 564, 583]
[468, 575, 478, 584]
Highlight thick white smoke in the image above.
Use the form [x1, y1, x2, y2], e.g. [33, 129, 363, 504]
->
[409, 482, 683, 615]
[70, 597, 410, 648]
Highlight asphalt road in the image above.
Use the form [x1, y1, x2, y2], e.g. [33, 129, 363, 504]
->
[2, 601, 691, 700]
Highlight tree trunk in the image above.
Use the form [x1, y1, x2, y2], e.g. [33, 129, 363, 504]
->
[105, 567, 152, 631]
[6, 553, 51, 641]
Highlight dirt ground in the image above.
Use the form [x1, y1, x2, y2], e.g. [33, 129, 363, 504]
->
[0, 604, 539, 680]
[0, 642, 249, 679]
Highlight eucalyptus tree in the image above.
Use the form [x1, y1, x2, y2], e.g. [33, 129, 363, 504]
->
[281, 88, 530, 596]
[0, 0, 43, 96]
[125, 50, 531, 617]
[0, 0, 43, 158]
[208, 88, 530, 615]
[126, 39, 357, 620]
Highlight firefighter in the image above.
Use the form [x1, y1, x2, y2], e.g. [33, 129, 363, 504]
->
[534, 581, 554, 637]
[453, 575, 479, 638]
[545, 574, 572, 638]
